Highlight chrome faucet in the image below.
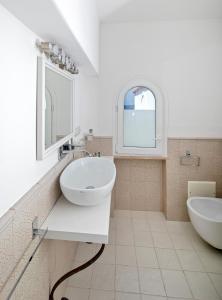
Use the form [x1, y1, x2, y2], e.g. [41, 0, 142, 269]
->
[83, 150, 92, 157]
[58, 143, 75, 160]
[58, 144, 101, 161]
[94, 151, 101, 157]
[58, 146, 67, 161]
[79, 150, 101, 157]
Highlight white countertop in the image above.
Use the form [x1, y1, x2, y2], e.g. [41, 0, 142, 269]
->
[41, 195, 111, 244]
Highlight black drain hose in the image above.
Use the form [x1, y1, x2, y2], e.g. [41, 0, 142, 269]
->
[49, 243, 105, 300]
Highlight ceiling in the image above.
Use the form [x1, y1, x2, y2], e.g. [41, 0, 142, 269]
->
[96, 0, 222, 23]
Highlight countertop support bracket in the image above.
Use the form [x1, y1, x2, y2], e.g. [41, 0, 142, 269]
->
[49, 243, 105, 300]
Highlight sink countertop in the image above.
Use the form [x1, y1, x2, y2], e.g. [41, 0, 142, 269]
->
[41, 195, 111, 244]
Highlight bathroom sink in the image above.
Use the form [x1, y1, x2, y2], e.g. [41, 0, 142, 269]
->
[60, 157, 116, 206]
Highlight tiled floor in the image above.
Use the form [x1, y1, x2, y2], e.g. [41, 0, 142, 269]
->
[65, 210, 222, 300]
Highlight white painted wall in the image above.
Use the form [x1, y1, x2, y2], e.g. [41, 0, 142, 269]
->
[75, 74, 100, 136]
[0, 0, 97, 219]
[53, 0, 100, 73]
[99, 20, 222, 138]
[0, 3, 100, 218]
[0, 4, 60, 217]
[0, 0, 98, 75]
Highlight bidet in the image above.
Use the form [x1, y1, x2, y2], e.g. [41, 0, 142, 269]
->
[187, 197, 222, 249]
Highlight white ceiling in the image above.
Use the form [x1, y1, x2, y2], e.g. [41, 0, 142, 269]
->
[96, 0, 222, 23]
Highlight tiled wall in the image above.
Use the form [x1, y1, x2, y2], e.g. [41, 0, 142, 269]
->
[113, 159, 163, 211]
[86, 137, 163, 212]
[87, 137, 222, 221]
[86, 137, 113, 156]
[0, 153, 78, 300]
[166, 139, 222, 221]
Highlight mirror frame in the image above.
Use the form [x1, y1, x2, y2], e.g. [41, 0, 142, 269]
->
[36, 56, 75, 160]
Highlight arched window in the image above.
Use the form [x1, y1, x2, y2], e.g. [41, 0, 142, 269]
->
[114, 80, 167, 156]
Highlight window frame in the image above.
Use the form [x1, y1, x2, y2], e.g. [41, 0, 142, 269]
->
[114, 79, 167, 157]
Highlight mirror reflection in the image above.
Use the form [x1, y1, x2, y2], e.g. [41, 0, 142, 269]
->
[45, 68, 73, 149]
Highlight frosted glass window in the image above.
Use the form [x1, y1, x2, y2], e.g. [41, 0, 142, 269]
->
[123, 86, 156, 148]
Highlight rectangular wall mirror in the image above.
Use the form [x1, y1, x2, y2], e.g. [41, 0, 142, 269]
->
[37, 57, 74, 160]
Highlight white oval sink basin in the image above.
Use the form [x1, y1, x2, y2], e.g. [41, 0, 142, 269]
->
[60, 157, 116, 206]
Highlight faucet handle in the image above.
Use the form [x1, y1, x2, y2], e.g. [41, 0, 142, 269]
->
[93, 152, 101, 157]
[58, 146, 67, 161]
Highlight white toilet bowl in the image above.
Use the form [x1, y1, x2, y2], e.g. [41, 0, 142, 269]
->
[187, 197, 222, 249]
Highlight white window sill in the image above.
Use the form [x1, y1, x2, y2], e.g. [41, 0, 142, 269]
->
[114, 155, 167, 160]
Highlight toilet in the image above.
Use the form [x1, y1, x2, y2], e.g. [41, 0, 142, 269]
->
[187, 181, 222, 249]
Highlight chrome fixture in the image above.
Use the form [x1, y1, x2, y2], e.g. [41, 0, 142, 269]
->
[58, 145, 70, 161]
[6, 220, 48, 300]
[185, 150, 191, 157]
[85, 128, 94, 142]
[92, 151, 101, 157]
[76, 149, 101, 157]
[58, 143, 79, 160]
[58, 143, 101, 161]
[36, 40, 79, 75]
[180, 150, 200, 167]
[72, 145, 101, 157]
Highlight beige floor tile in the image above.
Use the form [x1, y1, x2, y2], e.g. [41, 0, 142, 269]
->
[152, 232, 174, 249]
[116, 228, 134, 245]
[116, 265, 140, 293]
[170, 233, 193, 250]
[91, 264, 115, 291]
[65, 287, 90, 300]
[116, 291, 141, 300]
[185, 271, 220, 300]
[96, 244, 115, 265]
[109, 229, 116, 245]
[139, 268, 166, 296]
[161, 269, 192, 299]
[67, 210, 222, 300]
[136, 247, 158, 268]
[89, 289, 115, 300]
[166, 221, 193, 235]
[132, 211, 148, 219]
[116, 245, 137, 266]
[142, 295, 167, 300]
[198, 249, 222, 273]
[184, 227, 199, 239]
[75, 243, 97, 263]
[176, 249, 204, 271]
[68, 264, 93, 288]
[167, 298, 190, 300]
[149, 221, 168, 233]
[116, 217, 133, 230]
[191, 235, 213, 252]
[147, 212, 166, 222]
[114, 210, 131, 218]
[156, 248, 181, 270]
[109, 217, 116, 230]
[134, 230, 154, 247]
[208, 273, 222, 298]
[133, 218, 150, 231]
